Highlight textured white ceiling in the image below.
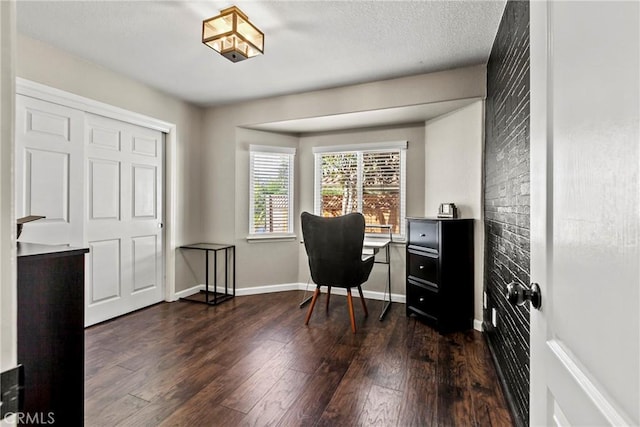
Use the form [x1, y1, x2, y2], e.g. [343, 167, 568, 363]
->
[16, 0, 506, 107]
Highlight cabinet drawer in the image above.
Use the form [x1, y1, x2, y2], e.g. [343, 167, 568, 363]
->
[408, 250, 439, 285]
[407, 280, 439, 319]
[408, 220, 439, 250]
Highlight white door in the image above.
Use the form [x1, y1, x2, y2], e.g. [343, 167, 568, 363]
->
[85, 113, 164, 326]
[15, 95, 84, 246]
[15, 94, 165, 327]
[529, 1, 639, 426]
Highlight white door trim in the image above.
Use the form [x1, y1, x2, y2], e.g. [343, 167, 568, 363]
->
[16, 78, 177, 303]
[1, 0, 18, 371]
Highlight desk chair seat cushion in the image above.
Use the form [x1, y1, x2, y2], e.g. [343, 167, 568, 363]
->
[301, 211, 374, 288]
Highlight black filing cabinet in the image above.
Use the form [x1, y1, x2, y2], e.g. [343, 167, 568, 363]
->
[406, 217, 474, 333]
[17, 243, 88, 425]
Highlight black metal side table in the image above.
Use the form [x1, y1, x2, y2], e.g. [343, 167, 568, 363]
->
[179, 243, 235, 305]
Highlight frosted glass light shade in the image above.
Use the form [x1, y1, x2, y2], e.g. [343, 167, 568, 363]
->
[202, 6, 264, 63]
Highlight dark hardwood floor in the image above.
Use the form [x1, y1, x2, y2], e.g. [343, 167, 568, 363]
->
[85, 291, 513, 426]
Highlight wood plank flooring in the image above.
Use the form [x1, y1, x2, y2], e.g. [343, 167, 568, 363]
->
[85, 291, 513, 426]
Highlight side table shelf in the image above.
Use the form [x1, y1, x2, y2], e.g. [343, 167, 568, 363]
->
[179, 243, 235, 305]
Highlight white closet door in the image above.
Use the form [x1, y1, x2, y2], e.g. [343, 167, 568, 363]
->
[15, 95, 84, 246]
[16, 94, 165, 326]
[84, 113, 164, 326]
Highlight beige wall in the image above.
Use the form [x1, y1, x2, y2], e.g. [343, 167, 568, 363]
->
[201, 64, 486, 246]
[296, 125, 425, 295]
[235, 128, 301, 288]
[15, 34, 205, 293]
[231, 124, 426, 293]
[424, 101, 485, 322]
[202, 68, 486, 325]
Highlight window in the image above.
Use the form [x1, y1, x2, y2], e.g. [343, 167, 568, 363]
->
[249, 145, 295, 238]
[313, 141, 407, 239]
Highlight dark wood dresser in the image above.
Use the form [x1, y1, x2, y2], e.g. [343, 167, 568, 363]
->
[17, 243, 88, 425]
[406, 217, 474, 333]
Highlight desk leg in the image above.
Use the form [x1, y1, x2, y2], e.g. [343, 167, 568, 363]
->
[299, 295, 313, 308]
[378, 245, 392, 321]
[379, 286, 391, 320]
[299, 277, 313, 308]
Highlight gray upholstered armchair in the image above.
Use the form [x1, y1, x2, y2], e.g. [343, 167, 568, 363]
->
[301, 211, 374, 333]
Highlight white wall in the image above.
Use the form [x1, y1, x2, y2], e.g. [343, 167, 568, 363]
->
[15, 34, 205, 293]
[424, 101, 484, 323]
[0, 0, 17, 372]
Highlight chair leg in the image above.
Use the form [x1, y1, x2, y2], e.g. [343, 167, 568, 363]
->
[305, 286, 321, 326]
[326, 286, 331, 313]
[357, 285, 368, 317]
[346, 289, 357, 333]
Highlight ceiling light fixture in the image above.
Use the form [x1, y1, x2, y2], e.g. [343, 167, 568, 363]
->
[202, 6, 264, 63]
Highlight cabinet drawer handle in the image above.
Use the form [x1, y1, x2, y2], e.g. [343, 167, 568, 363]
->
[420, 233, 426, 237]
[419, 265, 425, 270]
[419, 297, 425, 302]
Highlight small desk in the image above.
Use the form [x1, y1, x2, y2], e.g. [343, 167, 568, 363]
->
[363, 235, 392, 320]
[300, 226, 393, 321]
[179, 243, 235, 305]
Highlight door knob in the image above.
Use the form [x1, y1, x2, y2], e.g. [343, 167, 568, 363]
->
[506, 282, 542, 309]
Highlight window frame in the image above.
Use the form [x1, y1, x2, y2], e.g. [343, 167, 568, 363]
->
[313, 141, 407, 240]
[248, 144, 296, 240]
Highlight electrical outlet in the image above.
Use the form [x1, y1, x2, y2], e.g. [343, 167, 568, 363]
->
[492, 308, 498, 328]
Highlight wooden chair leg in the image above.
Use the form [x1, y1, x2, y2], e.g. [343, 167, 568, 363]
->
[346, 289, 356, 333]
[325, 286, 331, 313]
[304, 286, 321, 325]
[357, 286, 368, 317]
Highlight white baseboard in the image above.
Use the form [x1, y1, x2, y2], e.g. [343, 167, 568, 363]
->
[173, 285, 202, 300]
[177, 282, 406, 304]
[175, 283, 484, 330]
[237, 283, 303, 296]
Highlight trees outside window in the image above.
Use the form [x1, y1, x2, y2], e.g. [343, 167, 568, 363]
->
[314, 142, 406, 238]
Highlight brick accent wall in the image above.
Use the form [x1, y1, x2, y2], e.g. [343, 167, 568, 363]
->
[483, 1, 530, 426]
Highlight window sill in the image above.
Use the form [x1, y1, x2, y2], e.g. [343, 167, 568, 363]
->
[246, 233, 297, 243]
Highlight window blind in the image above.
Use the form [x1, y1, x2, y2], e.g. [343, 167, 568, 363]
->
[249, 145, 295, 236]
